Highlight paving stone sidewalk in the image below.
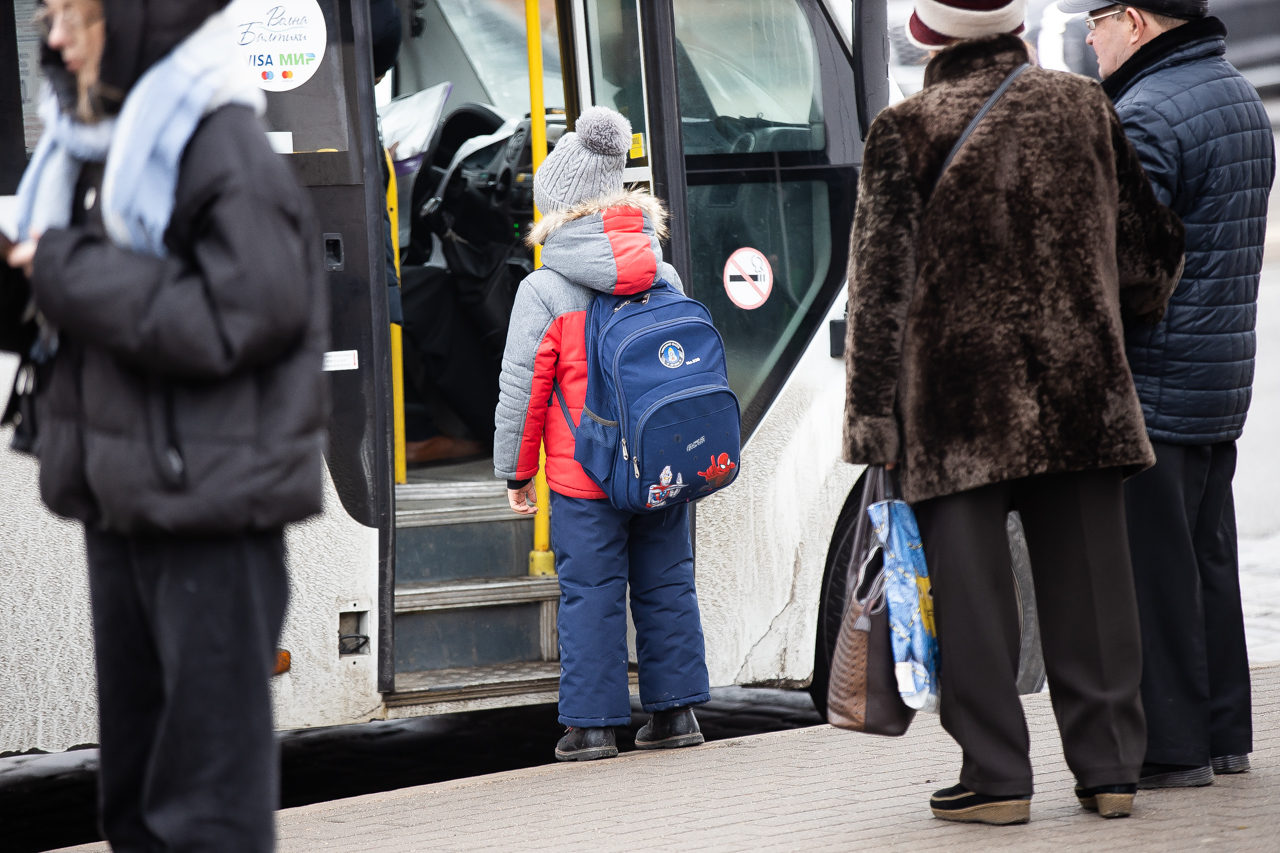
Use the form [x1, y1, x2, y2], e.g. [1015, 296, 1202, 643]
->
[58, 664, 1280, 853]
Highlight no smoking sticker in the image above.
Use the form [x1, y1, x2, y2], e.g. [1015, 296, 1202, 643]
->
[723, 247, 773, 310]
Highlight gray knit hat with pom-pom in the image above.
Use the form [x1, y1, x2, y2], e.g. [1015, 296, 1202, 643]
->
[534, 106, 632, 214]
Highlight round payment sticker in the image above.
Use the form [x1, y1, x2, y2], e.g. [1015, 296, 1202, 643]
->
[723, 247, 773, 310]
[228, 0, 328, 93]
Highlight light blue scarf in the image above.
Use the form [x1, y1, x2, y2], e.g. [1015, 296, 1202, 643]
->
[16, 9, 264, 258]
[14, 94, 114, 241]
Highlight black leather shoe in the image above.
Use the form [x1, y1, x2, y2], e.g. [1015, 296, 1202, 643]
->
[635, 707, 705, 750]
[1074, 783, 1136, 817]
[1138, 762, 1213, 789]
[930, 784, 1030, 825]
[1212, 754, 1250, 775]
[554, 726, 617, 762]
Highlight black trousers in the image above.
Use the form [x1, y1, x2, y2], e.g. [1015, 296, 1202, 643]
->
[913, 469, 1146, 796]
[1124, 441, 1252, 765]
[85, 529, 289, 853]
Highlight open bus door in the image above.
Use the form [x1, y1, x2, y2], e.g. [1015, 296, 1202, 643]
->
[225, 0, 398, 699]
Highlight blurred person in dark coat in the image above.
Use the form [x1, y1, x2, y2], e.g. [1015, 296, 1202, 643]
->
[1063, 0, 1277, 789]
[3, 1, 327, 849]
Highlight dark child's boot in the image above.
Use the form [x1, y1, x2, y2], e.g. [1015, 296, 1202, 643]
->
[554, 726, 618, 762]
[1074, 783, 1136, 818]
[929, 784, 1030, 825]
[1138, 762, 1213, 789]
[635, 706, 705, 750]
[1211, 754, 1251, 775]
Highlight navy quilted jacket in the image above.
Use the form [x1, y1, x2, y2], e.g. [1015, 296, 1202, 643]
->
[1105, 16, 1275, 444]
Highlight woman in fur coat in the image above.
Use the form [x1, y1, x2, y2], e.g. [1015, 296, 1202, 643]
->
[842, 0, 1184, 827]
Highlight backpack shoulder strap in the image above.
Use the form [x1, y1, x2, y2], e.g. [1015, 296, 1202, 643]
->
[552, 379, 578, 438]
[933, 63, 1031, 193]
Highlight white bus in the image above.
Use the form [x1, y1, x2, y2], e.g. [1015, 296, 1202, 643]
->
[2, 0, 1040, 756]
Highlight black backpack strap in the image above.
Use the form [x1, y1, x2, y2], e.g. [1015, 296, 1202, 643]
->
[934, 63, 1030, 193]
[552, 380, 578, 438]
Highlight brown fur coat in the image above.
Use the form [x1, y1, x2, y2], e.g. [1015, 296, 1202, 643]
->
[842, 35, 1184, 503]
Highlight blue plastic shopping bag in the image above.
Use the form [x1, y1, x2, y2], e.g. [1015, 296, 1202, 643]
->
[866, 499, 939, 712]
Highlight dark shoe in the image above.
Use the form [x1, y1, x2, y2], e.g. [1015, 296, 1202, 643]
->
[1138, 762, 1213, 789]
[405, 435, 485, 466]
[635, 706, 705, 750]
[1074, 783, 1136, 818]
[1212, 754, 1251, 775]
[554, 726, 617, 762]
[930, 784, 1030, 825]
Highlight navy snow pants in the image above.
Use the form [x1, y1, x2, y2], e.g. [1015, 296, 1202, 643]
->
[551, 491, 710, 727]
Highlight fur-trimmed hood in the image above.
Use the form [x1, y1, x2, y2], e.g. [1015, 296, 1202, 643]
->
[527, 189, 668, 246]
[528, 190, 670, 297]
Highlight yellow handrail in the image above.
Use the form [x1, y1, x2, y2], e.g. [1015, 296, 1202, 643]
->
[526, 0, 555, 577]
[386, 148, 407, 486]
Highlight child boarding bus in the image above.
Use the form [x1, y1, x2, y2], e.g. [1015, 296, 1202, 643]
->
[0, 0, 1042, 754]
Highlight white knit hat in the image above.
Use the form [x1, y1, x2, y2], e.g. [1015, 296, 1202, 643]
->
[533, 106, 632, 215]
[908, 0, 1027, 50]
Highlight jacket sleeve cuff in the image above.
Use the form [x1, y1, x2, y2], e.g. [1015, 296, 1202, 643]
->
[842, 415, 901, 467]
[507, 478, 532, 491]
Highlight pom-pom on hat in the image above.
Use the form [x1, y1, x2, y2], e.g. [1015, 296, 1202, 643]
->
[908, 0, 1028, 50]
[534, 105, 632, 215]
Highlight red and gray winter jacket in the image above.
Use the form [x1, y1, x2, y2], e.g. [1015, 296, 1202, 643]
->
[494, 190, 679, 498]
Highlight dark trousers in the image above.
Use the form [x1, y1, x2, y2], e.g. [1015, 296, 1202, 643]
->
[913, 469, 1146, 796]
[550, 492, 710, 727]
[1124, 441, 1252, 765]
[85, 529, 289, 853]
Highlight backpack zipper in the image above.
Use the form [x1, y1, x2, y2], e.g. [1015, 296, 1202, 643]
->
[612, 292, 652, 313]
[629, 383, 736, 479]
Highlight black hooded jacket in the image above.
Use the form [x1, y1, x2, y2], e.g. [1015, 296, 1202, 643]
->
[13, 0, 329, 534]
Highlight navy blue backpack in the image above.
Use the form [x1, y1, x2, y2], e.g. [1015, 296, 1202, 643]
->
[554, 280, 741, 513]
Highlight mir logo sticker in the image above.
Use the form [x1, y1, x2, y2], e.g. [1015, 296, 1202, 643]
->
[659, 341, 684, 369]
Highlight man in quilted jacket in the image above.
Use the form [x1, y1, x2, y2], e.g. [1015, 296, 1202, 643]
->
[494, 106, 710, 761]
[1063, 0, 1276, 788]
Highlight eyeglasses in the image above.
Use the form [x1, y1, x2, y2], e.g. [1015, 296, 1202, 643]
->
[35, 1, 104, 41]
[1084, 8, 1126, 30]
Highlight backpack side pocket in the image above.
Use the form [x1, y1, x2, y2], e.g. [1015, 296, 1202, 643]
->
[573, 403, 618, 489]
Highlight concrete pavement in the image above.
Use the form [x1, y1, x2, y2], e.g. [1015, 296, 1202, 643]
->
[1229, 176, 1278, 662]
[56, 663, 1280, 852]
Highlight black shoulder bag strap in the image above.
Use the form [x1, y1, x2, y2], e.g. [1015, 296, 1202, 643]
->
[933, 63, 1031, 193]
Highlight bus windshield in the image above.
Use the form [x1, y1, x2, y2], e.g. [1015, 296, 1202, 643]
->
[673, 0, 824, 156]
[432, 0, 565, 116]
